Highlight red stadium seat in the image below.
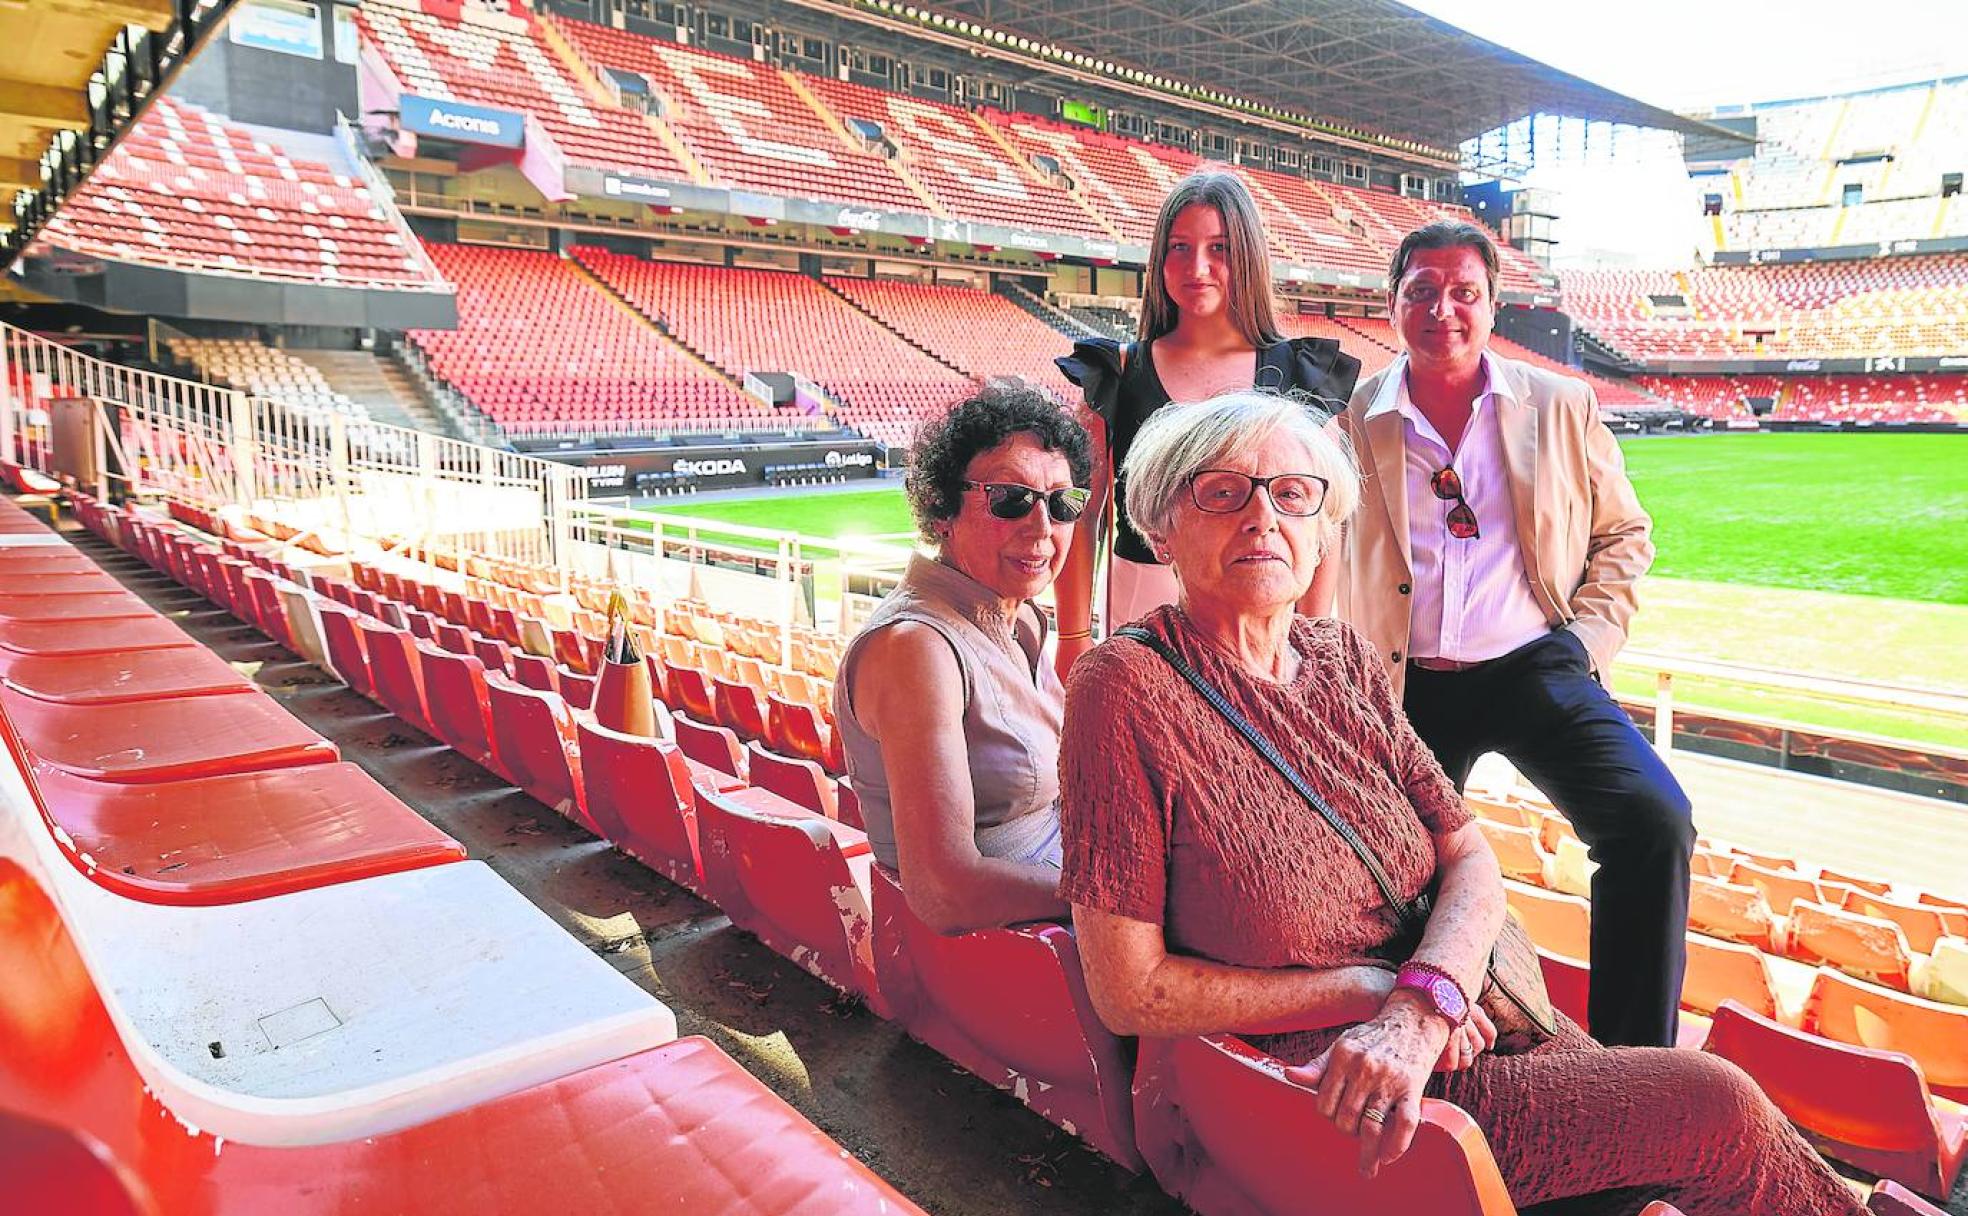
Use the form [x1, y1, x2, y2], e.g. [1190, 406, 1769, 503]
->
[871, 865, 1140, 1167]
[575, 719, 709, 895]
[743, 741, 836, 819]
[0, 646, 251, 705]
[0, 684, 337, 783]
[673, 713, 745, 781]
[21, 759, 463, 905]
[1704, 999, 1967, 1199]
[0, 590, 150, 622]
[484, 672, 584, 824]
[696, 785, 879, 1004]
[357, 619, 436, 738]
[662, 662, 716, 722]
[419, 646, 497, 769]
[765, 692, 833, 771]
[508, 651, 560, 695]
[315, 601, 376, 700]
[1537, 947, 1591, 1028]
[712, 675, 767, 742]
[1133, 1034, 1519, 1216]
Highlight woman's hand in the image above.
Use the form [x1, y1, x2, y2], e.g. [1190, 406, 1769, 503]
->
[1284, 992, 1453, 1179]
[1432, 1004, 1496, 1074]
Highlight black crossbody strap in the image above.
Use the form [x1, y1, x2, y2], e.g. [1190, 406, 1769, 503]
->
[1114, 626, 1421, 930]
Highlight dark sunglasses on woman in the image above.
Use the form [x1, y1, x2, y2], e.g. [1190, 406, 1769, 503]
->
[962, 481, 1093, 524]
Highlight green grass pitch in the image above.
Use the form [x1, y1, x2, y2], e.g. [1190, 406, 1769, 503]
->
[645, 433, 1967, 606]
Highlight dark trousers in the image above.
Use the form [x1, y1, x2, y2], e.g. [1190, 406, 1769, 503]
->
[1403, 629, 1695, 1048]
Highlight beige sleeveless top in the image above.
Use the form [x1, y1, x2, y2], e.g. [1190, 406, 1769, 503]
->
[835, 554, 1065, 871]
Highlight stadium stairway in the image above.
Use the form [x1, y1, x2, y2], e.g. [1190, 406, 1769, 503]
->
[289, 348, 454, 437]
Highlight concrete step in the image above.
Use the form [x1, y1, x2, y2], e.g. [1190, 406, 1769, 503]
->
[290, 349, 447, 437]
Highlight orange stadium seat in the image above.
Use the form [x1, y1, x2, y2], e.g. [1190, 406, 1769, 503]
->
[1504, 882, 1591, 960]
[1785, 900, 1916, 992]
[765, 692, 833, 771]
[1689, 876, 1784, 952]
[1804, 968, 1968, 1103]
[1842, 889, 1962, 955]
[1730, 858, 1828, 916]
[1680, 932, 1783, 1020]
[1477, 820, 1554, 887]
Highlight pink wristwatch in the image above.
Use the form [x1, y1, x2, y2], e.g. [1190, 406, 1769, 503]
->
[1395, 962, 1470, 1026]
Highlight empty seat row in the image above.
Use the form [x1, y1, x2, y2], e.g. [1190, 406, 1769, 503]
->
[11, 488, 928, 1215]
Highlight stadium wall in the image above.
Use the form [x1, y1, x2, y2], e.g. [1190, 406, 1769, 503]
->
[13, 258, 458, 331]
[170, 0, 360, 134]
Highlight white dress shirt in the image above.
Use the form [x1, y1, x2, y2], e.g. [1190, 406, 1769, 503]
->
[1378, 352, 1552, 664]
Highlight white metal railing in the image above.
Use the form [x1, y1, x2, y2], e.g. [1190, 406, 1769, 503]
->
[562, 499, 917, 647]
[1, 321, 587, 569]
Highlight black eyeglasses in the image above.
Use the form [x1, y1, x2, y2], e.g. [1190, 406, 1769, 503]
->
[962, 481, 1092, 524]
[1430, 466, 1480, 539]
[1187, 470, 1329, 517]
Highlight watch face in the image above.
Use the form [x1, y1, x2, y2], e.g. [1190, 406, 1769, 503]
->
[1431, 974, 1469, 1022]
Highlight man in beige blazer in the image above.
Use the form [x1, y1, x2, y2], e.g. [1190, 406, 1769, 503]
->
[1336, 219, 1692, 1049]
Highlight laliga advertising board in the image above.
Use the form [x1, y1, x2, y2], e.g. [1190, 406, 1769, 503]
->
[543, 441, 883, 494]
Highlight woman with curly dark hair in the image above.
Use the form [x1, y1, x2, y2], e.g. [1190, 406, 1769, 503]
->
[833, 385, 1092, 933]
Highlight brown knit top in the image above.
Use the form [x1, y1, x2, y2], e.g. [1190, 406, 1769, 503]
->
[1060, 606, 1471, 977]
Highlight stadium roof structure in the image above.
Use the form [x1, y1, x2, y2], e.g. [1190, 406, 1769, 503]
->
[880, 0, 1729, 154]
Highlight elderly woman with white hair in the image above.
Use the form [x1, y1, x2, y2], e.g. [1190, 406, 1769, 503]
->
[1057, 390, 1886, 1215]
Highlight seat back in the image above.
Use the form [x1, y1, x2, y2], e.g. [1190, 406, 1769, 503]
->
[1787, 900, 1914, 991]
[766, 693, 830, 767]
[432, 621, 474, 656]
[1133, 1034, 1518, 1216]
[1705, 1000, 1953, 1195]
[1536, 947, 1590, 1026]
[356, 619, 433, 735]
[471, 635, 512, 675]
[315, 602, 375, 699]
[674, 714, 745, 779]
[1819, 867, 1894, 896]
[1805, 967, 1968, 1098]
[1840, 889, 1955, 955]
[869, 865, 1140, 1168]
[509, 651, 559, 694]
[1689, 876, 1782, 952]
[420, 646, 495, 768]
[663, 663, 715, 722]
[712, 676, 767, 741]
[1476, 820, 1552, 886]
[575, 719, 703, 893]
[484, 673, 583, 821]
[695, 786, 875, 1002]
[1503, 882, 1591, 960]
[1680, 932, 1779, 1018]
[745, 742, 835, 818]
[1730, 859, 1825, 916]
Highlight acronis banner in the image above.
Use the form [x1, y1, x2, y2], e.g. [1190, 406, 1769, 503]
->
[399, 95, 523, 149]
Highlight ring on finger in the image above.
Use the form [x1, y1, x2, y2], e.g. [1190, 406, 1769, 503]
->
[1361, 1106, 1388, 1125]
